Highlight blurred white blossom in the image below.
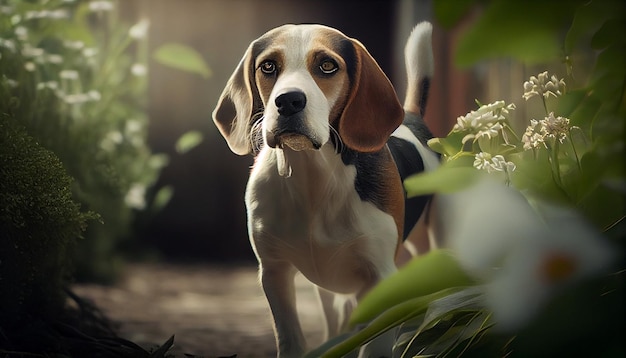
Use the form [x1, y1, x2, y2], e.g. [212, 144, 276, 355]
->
[124, 183, 147, 210]
[63, 40, 85, 50]
[88, 1, 114, 12]
[131, 63, 147, 77]
[14, 26, 28, 40]
[46, 54, 63, 64]
[24, 10, 69, 20]
[36, 81, 59, 91]
[439, 178, 615, 331]
[100, 130, 123, 152]
[60, 69, 79, 80]
[24, 61, 36, 72]
[129, 19, 150, 40]
[0, 38, 17, 52]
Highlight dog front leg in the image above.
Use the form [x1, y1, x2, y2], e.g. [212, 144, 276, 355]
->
[261, 262, 306, 358]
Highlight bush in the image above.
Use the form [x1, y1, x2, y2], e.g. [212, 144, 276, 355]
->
[0, 117, 93, 325]
[0, 0, 166, 282]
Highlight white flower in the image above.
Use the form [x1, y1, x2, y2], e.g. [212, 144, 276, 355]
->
[24, 62, 36, 72]
[46, 54, 63, 64]
[473, 152, 492, 172]
[521, 113, 572, 150]
[0, 38, 16, 52]
[0, 6, 13, 15]
[63, 40, 85, 50]
[129, 19, 150, 39]
[131, 63, 147, 77]
[485, 200, 614, 332]
[60, 70, 79, 80]
[124, 183, 146, 210]
[14, 26, 28, 40]
[87, 90, 101, 101]
[439, 179, 615, 332]
[63, 94, 89, 104]
[89, 1, 114, 12]
[125, 119, 142, 135]
[36, 81, 59, 91]
[25, 10, 69, 20]
[521, 119, 544, 150]
[100, 130, 123, 151]
[82, 47, 98, 58]
[21, 45, 44, 58]
[475, 122, 503, 140]
[523, 71, 566, 101]
[453, 101, 515, 135]
[473, 153, 515, 173]
[5, 78, 19, 88]
[491, 155, 516, 172]
[542, 112, 570, 143]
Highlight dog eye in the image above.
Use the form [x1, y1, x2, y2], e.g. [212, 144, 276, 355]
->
[260, 61, 276, 74]
[319, 59, 338, 74]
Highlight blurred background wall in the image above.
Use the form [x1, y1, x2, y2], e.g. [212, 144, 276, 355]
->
[121, 0, 480, 262]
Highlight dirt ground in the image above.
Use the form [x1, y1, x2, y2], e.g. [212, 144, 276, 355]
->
[72, 263, 326, 358]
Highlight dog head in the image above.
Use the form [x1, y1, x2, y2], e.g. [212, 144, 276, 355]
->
[212, 24, 403, 155]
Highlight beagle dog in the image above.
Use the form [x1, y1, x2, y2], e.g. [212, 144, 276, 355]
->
[212, 22, 439, 357]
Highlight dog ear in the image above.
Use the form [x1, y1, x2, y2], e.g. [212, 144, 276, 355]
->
[338, 39, 404, 153]
[212, 43, 263, 155]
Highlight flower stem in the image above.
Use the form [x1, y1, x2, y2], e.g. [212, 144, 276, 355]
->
[568, 129, 582, 172]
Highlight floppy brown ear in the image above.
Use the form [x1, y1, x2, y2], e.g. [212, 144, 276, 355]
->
[338, 40, 404, 152]
[212, 43, 262, 155]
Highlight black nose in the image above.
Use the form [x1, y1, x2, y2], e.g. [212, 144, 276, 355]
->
[275, 91, 306, 116]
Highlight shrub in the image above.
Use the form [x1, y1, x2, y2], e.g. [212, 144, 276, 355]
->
[0, 117, 93, 325]
[0, 0, 166, 282]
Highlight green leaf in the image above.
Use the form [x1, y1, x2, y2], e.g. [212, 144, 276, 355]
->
[153, 43, 212, 78]
[319, 288, 465, 358]
[433, 0, 476, 28]
[152, 185, 173, 212]
[564, 0, 620, 54]
[454, 0, 580, 67]
[404, 162, 479, 197]
[591, 17, 626, 50]
[175, 130, 204, 154]
[349, 250, 475, 326]
[428, 130, 467, 156]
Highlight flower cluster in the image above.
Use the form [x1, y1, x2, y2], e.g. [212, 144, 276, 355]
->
[522, 71, 566, 101]
[521, 112, 574, 150]
[473, 152, 516, 174]
[453, 100, 516, 144]
[429, 71, 584, 187]
[435, 99, 518, 181]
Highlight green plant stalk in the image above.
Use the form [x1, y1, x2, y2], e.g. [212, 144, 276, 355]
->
[567, 128, 583, 172]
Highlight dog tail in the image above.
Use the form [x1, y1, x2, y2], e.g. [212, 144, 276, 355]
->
[403, 21, 433, 117]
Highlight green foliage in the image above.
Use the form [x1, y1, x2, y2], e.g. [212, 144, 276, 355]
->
[349, 250, 475, 327]
[175, 129, 204, 154]
[0, 0, 167, 282]
[309, 0, 625, 356]
[153, 43, 212, 79]
[0, 117, 94, 324]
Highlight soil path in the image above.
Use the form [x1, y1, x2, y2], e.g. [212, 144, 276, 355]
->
[72, 263, 325, 358]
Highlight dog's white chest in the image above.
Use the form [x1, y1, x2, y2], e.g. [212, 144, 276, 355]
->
[245, 146, 398, 293]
